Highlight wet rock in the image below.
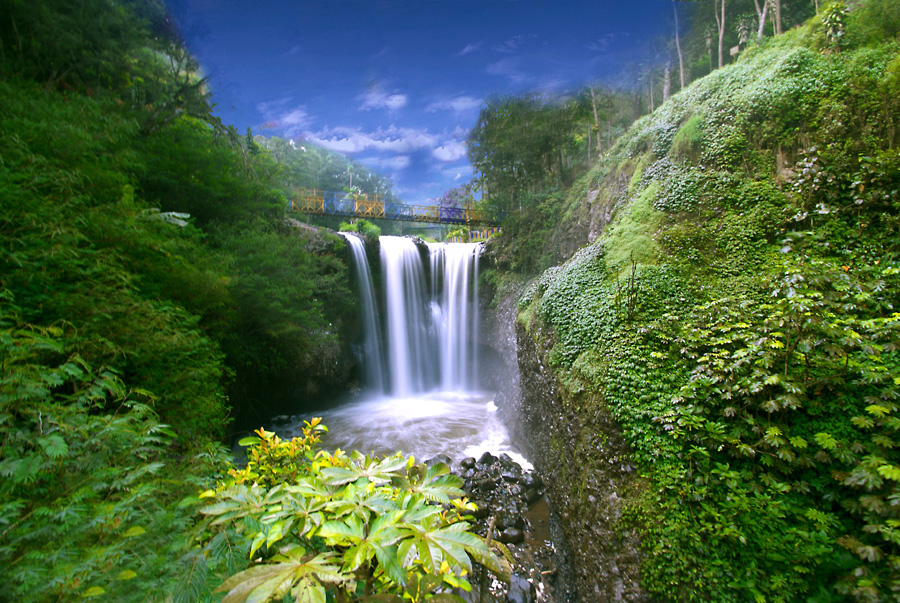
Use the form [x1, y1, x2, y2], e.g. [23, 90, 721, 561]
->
[495, 508, 523, 530]
[468, 500, 489, 519]
[498, 453, 520, 472]
[525, 488, 541, 505]
[478, 451, 497, 466]
[501, 471, 520, 483]
[507, 575, 535, 603]
[475, 477, 496, 492]
[459, 457, 476, 470]
[425, 454, 451, 467]
[454, 446, 556, 601]
[499, 527, 525, 545]
[523, 473, 542, 489]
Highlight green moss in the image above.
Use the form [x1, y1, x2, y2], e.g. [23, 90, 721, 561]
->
[504, 14, 900, 601]
[626, 153, 652, 196]
[603, 181, 664, 270]
[568, 348, 608, 392]
[669, 114, 703, 164]
[517, 303, 534, 333]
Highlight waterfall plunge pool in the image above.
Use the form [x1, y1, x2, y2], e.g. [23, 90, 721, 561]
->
[283, 390, 531, 469]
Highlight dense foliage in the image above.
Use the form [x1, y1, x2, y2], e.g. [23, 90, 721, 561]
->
[182, 425, 506, 603]
[0, 294, 228, 601]
[1, 0, 358, 430]
[511, 2, 900, 601]
[0, 0, 374, 600]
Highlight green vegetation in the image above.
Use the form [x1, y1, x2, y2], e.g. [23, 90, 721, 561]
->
[470, 91, 643, 275]
[0, 1, 416, 600]
[6, 0, 900, 600]
[502, 2, 900, 600]
[0, 294, 228, 601]
[340, 219, 382, 239]
[0, 2, 506, 601]
[186, 425, 507, 603]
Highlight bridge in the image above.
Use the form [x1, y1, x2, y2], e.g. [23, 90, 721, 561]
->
[290, 189, 505, 226]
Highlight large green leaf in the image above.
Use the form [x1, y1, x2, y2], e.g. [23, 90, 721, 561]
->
[215, 548, 343, 603]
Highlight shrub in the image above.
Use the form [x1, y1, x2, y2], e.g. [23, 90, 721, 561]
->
[187, 426, 508, 603]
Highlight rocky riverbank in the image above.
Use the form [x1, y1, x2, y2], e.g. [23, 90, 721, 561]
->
[430, 451, 558, 603]
[480, 280, 648, 602]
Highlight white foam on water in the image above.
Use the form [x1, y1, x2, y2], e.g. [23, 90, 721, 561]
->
[290, 391, 530, 469]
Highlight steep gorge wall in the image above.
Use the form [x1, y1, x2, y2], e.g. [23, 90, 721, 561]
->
[483, 18, 900, 601]
[485, 284, 647, 602]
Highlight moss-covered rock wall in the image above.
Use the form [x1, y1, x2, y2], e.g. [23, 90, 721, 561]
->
[486, 7, 900, 600]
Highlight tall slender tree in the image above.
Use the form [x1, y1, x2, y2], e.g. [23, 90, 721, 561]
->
[714, 0, 727, 68]
[753, 0, 770, 40]
[590, 85, 603, 155]
[774, 0, 783, 34]
[673, 1, 686, 89]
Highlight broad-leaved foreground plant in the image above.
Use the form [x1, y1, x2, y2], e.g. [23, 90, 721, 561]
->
[187, 425, 509, 603]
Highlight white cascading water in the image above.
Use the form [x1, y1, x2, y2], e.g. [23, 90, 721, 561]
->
[379, 236, 433, 396]
[338, 233, 385, 393]
[288, 234, 528, 466]
[428, 242, 480, 392]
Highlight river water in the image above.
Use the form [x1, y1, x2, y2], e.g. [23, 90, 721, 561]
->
[283, 235, 529, 468]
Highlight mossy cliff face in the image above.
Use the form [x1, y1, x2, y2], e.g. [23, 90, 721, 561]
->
[509, 310, 647, 602]
[487, 13, 900, 602]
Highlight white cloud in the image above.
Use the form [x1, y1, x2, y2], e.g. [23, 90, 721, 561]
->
[256, 98, 312, 136]
[306, 126, 438, 154]
[257, 97, 291, 115]
[586, 34, 615, 53]
[493, 34, 536, 54]
[280, 109, 311, 126]
[426, 95, 483, 113]
[457, 42, 481, 56]
[362, 155, 411, 171]
[359, 89, 408, 111]
[536, 77, 569, 92]
[486, 58, 529, 85]
[432, 140, 467, 163]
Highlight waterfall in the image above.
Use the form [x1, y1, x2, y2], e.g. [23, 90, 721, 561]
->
[428, 242, 480, 391]
[379, 236, 433, 396]
[291, 234, 526, 468]
[340, 235, 482, 396]
[340, 233, 386, 393]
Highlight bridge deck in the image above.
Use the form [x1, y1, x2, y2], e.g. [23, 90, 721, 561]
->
[290, 189, 504, 226]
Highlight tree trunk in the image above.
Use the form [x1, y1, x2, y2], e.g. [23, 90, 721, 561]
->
[673, 1, 685, 89]
[607, 97, 613, 149]
[715, 0, 727, 69]
[663, 61, 671, 102]
[587, 125, 591, 162]
[769, 1, 778, 35]
[754, 0, 769, 40]
[774, 0, 782, 34]
[589, 86, 602, 155]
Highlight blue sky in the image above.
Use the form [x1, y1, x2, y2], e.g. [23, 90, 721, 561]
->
[168, 0, 682, 203]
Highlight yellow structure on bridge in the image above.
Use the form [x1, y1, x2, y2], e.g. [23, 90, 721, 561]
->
[290, 189, 504, 227]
